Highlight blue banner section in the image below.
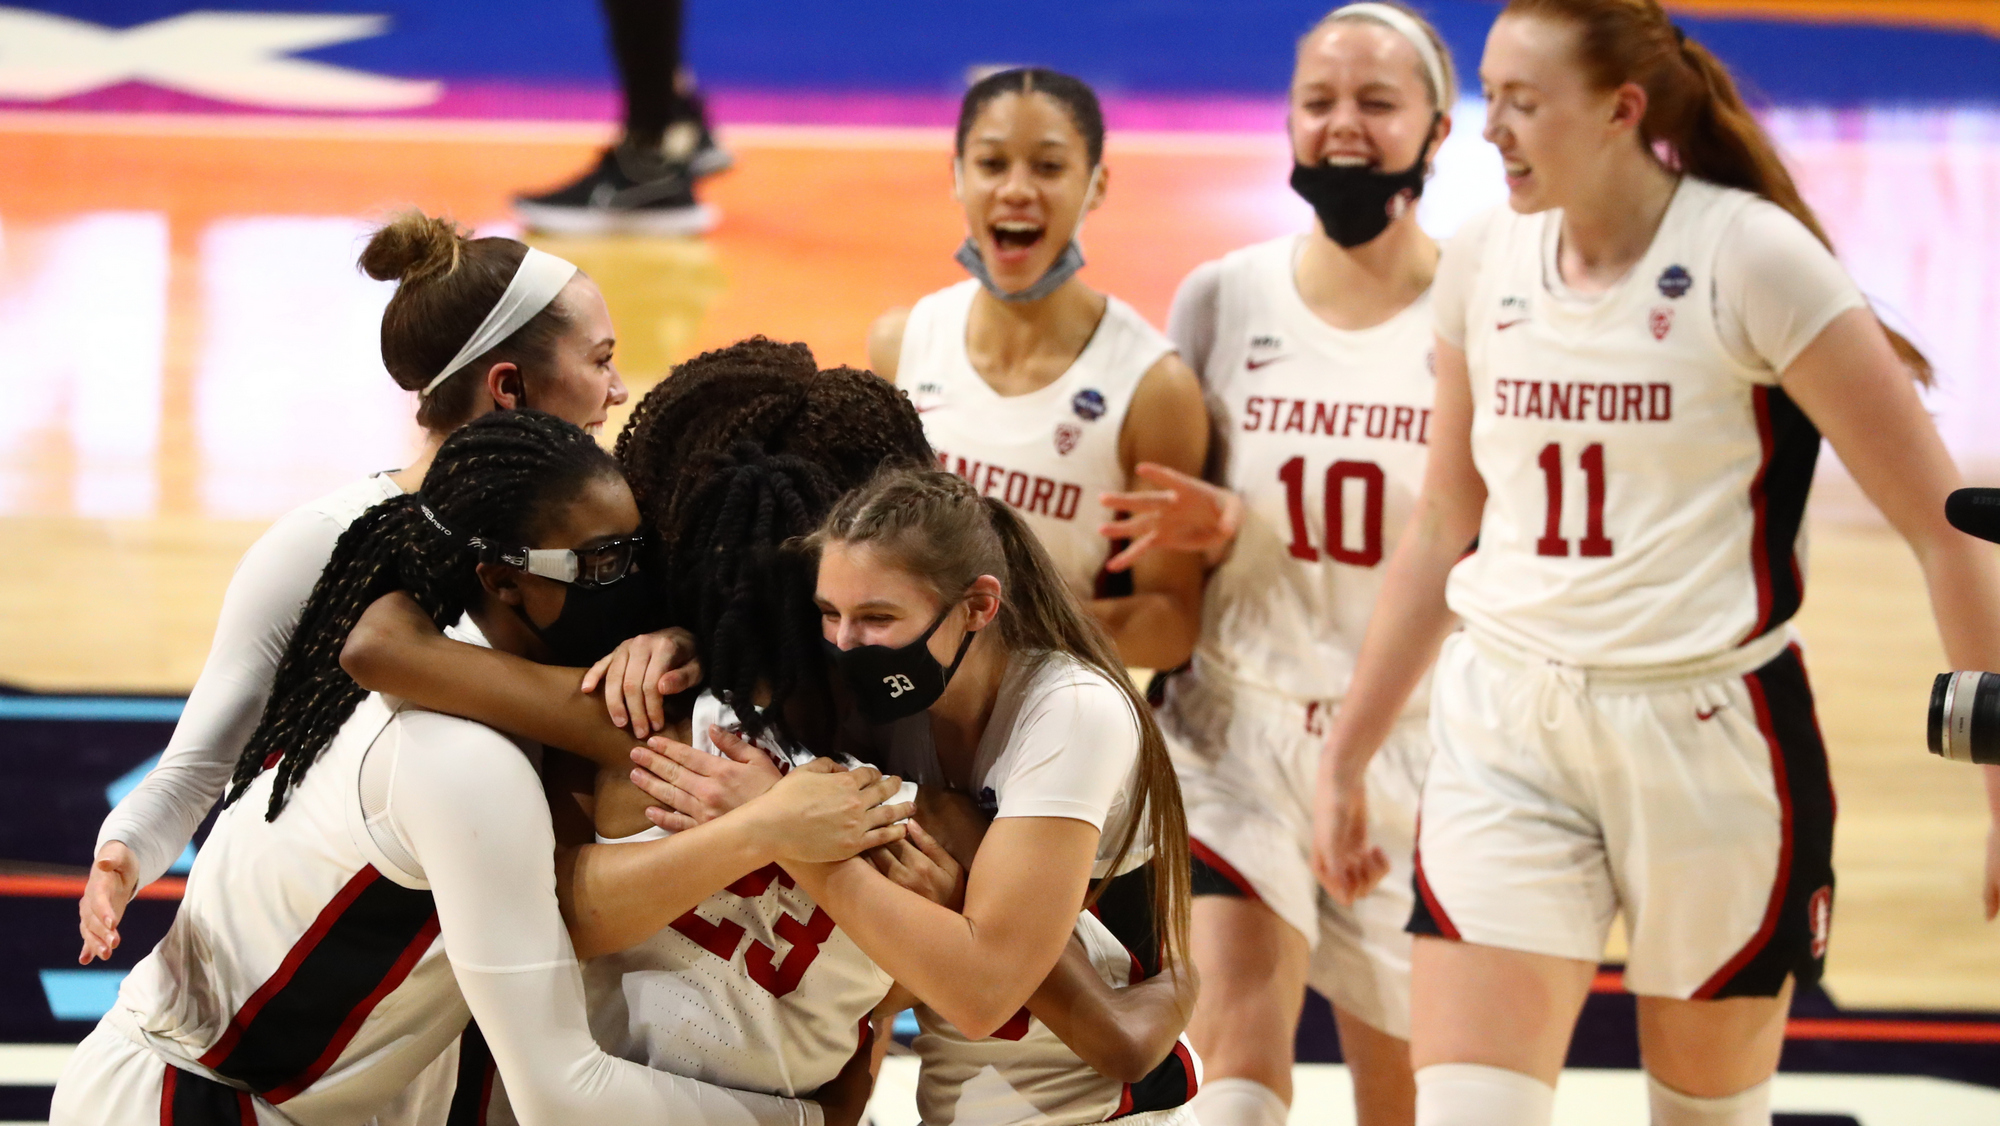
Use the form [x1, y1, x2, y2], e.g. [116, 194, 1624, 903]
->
[0, 693, 189, 869]
[38, 969, 127, 1021]
[15, 1, 2000, 105]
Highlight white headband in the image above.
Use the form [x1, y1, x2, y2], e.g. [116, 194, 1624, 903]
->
[1327, 3, 1453, 109]
[421, 247, 579, 397]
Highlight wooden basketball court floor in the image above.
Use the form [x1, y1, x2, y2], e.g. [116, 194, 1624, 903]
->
[0, 114, 1996, 1120]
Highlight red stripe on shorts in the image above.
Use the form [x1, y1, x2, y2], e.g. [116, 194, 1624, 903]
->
[1188, 838, 1263, 903]
[1694, 664, 1794, 998]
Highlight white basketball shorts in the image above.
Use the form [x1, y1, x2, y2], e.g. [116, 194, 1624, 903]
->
[1412, 629, 1836, 999]
[1162, 671, 1429, 1039]
[51, 1020, 290, 1126]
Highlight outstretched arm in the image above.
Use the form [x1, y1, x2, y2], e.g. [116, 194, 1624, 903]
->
[1313, 337, 1482, 905]
[84, 501, 360, 963]
[1783, 307, 2000, 921]
[341, 591, 696, 772]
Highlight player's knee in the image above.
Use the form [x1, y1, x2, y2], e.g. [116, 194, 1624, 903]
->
[1414, 1063, 1553, 1126]
[1647, 1074, 1771, 1126]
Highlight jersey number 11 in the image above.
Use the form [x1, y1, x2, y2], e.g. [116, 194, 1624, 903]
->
[1536, 442, 1613, 558]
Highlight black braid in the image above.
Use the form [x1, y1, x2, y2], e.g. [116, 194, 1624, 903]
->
[671, 444, 841, 745]
[614, 337, 935, 749]
[224, 410, 620, 820]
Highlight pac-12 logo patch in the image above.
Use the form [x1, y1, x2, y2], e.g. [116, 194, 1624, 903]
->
[1054, 422, 1081, 455]
[1808, 885, 1833, 959]
[1657, 264, 1692, 299]
[1649, 306, 1674, 341]
[1072, 388, 1107, 421]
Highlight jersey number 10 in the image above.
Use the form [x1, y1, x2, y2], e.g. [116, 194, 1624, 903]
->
[1279, 456, 1385, 567]
[1536, 442, 1613, 558]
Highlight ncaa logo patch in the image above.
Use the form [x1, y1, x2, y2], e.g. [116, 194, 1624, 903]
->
[1072, 388, 1107, 421]
[1808, 885, 1833, 959]
[1657, 264, 1692, 299]
[1054, 422, 1082, 455]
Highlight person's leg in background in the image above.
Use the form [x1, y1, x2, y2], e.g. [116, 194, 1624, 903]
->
[514, 0, 728, 236]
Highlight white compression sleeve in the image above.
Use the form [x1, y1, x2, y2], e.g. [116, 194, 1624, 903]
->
[1648, 1075, 1772, 1126]
[387, 710, 819, 1126]
[1188, 1077, 1288, 1126]
[94, 500, 355, 887]
[1415, 1063, 1554, 1126]
[1165, 258, 1224, 379]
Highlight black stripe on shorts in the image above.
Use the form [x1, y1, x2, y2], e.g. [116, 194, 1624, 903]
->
[160, 1064, 254, 1126]
[1700, 644, 1837, 999]
[445, 1020, 497, 1126]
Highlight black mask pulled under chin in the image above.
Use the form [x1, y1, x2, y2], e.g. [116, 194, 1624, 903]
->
[514, 578, 663, 668]
[1289, 119, 1440, 249]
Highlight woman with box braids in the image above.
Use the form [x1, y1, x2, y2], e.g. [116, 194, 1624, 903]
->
[224, 409, 619, 820]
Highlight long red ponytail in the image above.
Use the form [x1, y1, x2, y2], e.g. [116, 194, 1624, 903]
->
[1504, 0, 1931, 383]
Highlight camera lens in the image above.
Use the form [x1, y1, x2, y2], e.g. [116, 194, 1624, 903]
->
[1927, 671, 2000, 765]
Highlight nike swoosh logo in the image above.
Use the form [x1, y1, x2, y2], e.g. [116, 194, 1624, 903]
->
[1696, 706, 1722, 721]
[1246, 356, 1287, 370]
[1496, 319, 1528, 331]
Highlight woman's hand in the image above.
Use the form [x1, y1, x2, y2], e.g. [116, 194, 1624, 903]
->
[630, 727, 784, 831]
[579, 628, 702, 739]
[1985, 817, 1998, 922]
[1312, 755, 1388, 906]
[746, 760, 912, 863]
[77, 842, 138, 965]
[1098, 462, 1244, 573]
[865, 820, 967, 910]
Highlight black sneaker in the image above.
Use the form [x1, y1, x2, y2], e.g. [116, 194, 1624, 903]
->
[671, 91, 733, 179]
[513, 144, 718, 236]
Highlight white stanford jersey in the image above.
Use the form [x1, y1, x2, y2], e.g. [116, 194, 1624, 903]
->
[108, 693, 479, 1126]
[912, 910, 1200, 1126]
[586, 693, 896, 1097]
[898, 279, 1173, 595]
[1449, 180, 1823, 666]
[1188, 236, 1436, 704]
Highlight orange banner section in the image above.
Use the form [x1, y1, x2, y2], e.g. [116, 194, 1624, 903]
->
[1667, 0, 2000, 36]
[0, 873, 186, 899]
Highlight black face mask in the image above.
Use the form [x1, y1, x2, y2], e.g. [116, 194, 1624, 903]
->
[516, 577, 661, 668]
[1289, 117, 1440, 249]
[822, 604, 978, 725]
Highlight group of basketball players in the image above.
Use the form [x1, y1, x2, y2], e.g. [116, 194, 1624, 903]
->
[53, 2, 2000, 1125]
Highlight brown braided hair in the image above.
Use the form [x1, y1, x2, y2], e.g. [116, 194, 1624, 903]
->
[224, 410, 621, 819]
[1503, 0, 1931, 382]
[810, 466, 1194, 979]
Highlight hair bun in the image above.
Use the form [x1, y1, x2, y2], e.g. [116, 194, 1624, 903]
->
[360, 210, 466, 284]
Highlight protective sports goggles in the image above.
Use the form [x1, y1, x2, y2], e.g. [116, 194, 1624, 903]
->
[468, 533, 646, 588]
